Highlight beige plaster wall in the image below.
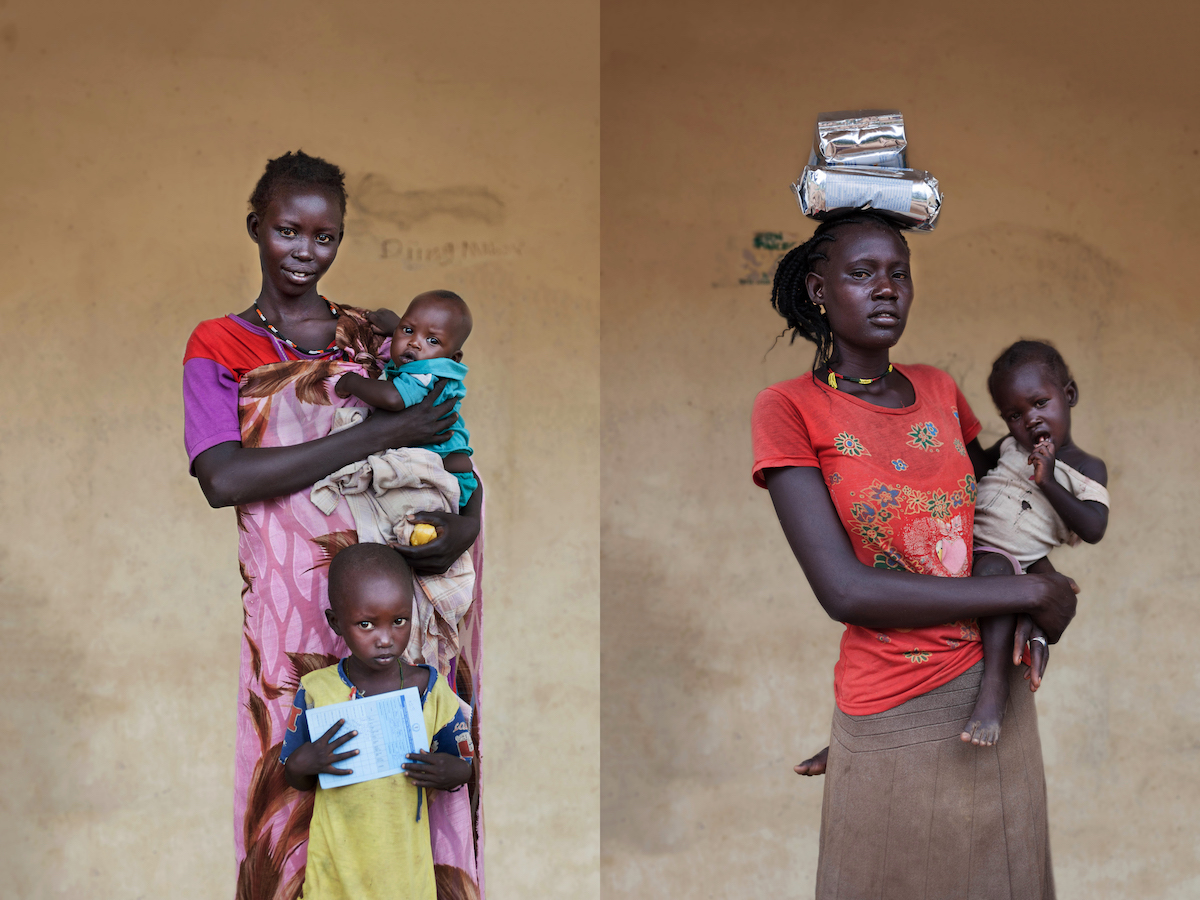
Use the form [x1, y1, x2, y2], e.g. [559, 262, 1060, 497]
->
[601, 1, 1200, 897]
[0, 2, 597, 897]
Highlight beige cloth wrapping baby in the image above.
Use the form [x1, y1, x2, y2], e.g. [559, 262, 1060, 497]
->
[973, 436, 1110, 570]
[309, 408, 476, 675]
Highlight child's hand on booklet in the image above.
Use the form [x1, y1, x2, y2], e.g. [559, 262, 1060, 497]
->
[401, 751, 471, 791]
[284, 719, 360, 788]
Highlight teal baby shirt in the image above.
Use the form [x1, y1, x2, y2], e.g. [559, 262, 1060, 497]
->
[382, 357, 476, 506]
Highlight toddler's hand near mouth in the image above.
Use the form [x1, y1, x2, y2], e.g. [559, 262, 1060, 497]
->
[1028, 438, 1056, 486]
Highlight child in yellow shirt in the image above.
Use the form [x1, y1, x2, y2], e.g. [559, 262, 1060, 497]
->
[280, 543, 474, 900]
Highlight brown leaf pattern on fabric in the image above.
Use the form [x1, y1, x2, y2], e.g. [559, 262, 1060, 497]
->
[308, 530, 359, 572]
[241, 360, 321, 398]
[455, 655, 474, 708]
[238, 397, 272, 449]
[235, 742, 309, 900]
[246, 691, 273, 759]
[236, 833, 282, 900]
[283, 652, 341, 692]
[261, 681, 285, 701]
[275, 789, 316, 875]
[335, 305, 388, 381]
[435, 864, 481, 900]
[240, 560, 255, 598]
[291, 361, 341, 406]
[277, 869, 306, 900]
[241, 744, 291, 850]
[246, 629, 263, 682]
[237, 506, 252, 534]
[240, 359, 341, 406]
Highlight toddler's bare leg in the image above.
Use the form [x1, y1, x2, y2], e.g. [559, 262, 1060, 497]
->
[962, 552, 1017, 746]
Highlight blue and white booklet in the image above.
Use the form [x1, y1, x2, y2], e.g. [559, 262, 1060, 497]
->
[305, 686, 429, 789]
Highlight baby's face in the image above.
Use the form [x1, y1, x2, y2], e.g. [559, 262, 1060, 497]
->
[390, 296, 469, 365]
[991, 363, 1077, 453]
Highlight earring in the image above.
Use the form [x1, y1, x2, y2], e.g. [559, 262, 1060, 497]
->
[819, 305, 826, 315]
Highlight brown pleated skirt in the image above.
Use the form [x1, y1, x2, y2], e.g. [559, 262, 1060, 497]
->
[816, 662, 1054, 900]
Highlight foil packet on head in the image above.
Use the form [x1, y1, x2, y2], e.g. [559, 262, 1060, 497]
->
[814, 109, 907, 168]
[792, 165, 942, 232]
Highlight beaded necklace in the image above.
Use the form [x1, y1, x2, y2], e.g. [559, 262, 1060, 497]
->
[254, 297, 340, 356]
[825, 364, 893, 390]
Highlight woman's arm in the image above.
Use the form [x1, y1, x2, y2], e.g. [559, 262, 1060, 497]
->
[193, 388, 457, 508]
[967, 437, 1003, 480]
[764, 466, 1079, 641]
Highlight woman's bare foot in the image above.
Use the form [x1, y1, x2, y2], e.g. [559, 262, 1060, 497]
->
[961, 676, 1009, 746]
[794, 746, 829, 775]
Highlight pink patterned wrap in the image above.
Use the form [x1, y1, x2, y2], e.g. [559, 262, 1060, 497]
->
[232, 355, 484, 900]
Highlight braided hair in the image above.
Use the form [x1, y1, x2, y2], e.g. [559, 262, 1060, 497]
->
[987, 340, 1074, 404]
[249, 150, 347, 218]
[769, 211, 909, 371]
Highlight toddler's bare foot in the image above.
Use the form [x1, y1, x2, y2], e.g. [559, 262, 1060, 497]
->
[794, 746, 828, 776]
[961, 677, 1008, 747]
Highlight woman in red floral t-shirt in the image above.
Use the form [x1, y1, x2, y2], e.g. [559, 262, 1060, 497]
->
[752, 212, 1077, 899]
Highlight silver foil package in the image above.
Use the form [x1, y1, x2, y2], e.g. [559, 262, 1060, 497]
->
[792, 165, 942, 232]
[815, 110, 907, 168]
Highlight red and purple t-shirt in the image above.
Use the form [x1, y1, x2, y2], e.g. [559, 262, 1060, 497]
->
[752, 364, 984, 715]
[182, 315, 345, 470]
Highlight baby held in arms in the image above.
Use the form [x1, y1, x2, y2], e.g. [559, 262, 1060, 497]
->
[961, 340, 1109, 746]
[337, 290, 478, 510]
[797, 339, 1108, 775]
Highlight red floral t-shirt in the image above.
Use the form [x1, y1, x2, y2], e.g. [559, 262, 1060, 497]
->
[752, 364, 984, 715]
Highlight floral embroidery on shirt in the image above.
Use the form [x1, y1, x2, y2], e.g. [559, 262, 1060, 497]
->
[962, 473, 978, 503]
[945, 638, 961, 649]
[891, 459, 908, 471]
[828, 472, 842, 485]
[906, 421, 943, 451]
[904, 649, 931, 663]
[873, 549, 910, 571]
[951, 406, 960, 420]
[954, 438, 966, 456]
[876, 633, 892, 643]
[954, 620, 980, 641]
[834, 432, 869, 457]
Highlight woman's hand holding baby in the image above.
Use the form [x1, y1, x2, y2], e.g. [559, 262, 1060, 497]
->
[363, 387, 458, 451]
[401, 751, 472, 791]
[283, 719, 359, 791]
[1027, 571, 1080, 643]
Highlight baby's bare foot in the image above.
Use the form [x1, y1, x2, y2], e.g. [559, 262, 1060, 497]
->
[961, 680, 1008, 747]
[794, 746, 829, 776]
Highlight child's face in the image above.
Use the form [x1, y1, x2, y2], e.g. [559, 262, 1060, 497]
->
[325, 571, 414, 673]
[391, 295, 469, 366]
[991, 363, 1078, 453]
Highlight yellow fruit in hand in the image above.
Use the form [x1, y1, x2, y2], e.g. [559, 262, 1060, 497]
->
[410, 523, 438, 546]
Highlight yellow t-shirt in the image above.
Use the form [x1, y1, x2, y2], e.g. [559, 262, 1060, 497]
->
[299, 664, 461, 900]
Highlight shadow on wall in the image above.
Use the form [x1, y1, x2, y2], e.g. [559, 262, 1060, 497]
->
[348, 173, 505, 230]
